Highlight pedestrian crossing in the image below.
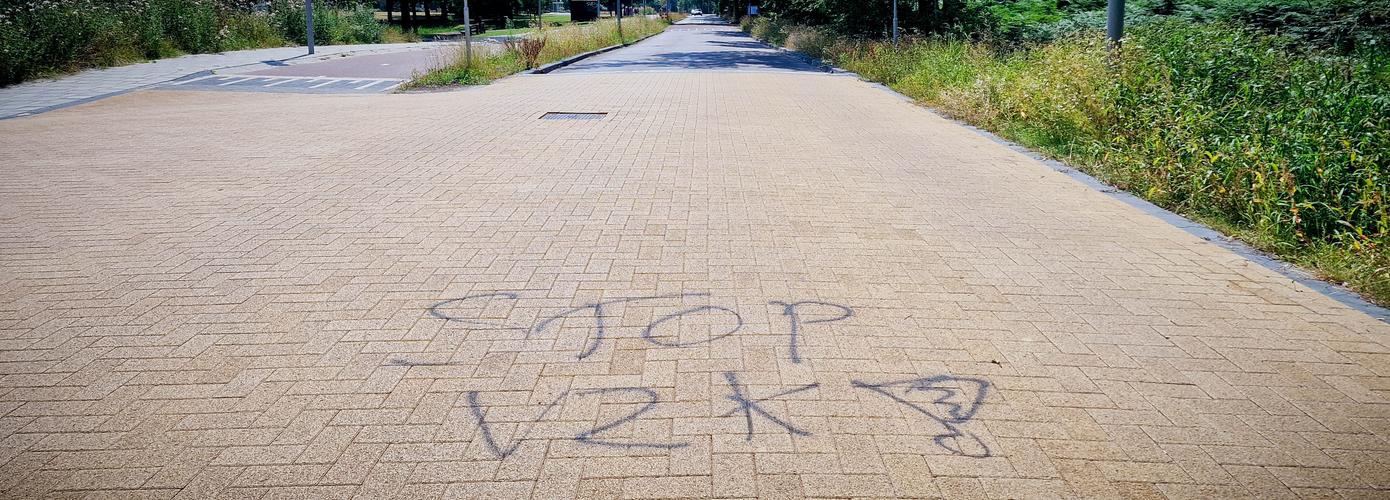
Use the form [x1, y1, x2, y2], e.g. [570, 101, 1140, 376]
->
[164, 74, 405, 93]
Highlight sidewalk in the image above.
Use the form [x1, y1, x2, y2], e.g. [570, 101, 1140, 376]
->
[0, 42, 440, 119]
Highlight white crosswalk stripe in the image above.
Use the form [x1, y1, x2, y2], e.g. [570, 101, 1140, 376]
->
[163, 74, 405, 93]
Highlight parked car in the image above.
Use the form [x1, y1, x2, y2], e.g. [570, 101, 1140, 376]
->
[691, 9, 702, 15]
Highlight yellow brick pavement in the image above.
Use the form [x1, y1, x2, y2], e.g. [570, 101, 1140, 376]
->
[1, 69, 1389, 498]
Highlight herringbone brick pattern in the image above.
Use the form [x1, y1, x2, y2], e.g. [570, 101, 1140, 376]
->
[1, 70, 1388, 499]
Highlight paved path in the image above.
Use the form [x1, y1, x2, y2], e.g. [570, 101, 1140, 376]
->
[1, 24, 1390, 499]
[560, 23, 824, 73]
[0, 42, 438, 119]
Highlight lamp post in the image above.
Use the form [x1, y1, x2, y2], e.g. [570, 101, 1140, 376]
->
[1107, 0, 1124, 47]
[617, 0, 623, 43]
[892, 0, 898, 46]
[463, 0, 472, 66]
[305, 0, 315, 55]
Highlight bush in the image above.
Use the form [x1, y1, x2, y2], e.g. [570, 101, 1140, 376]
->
[338, 4, 384, 44]
[221, 11, 284, 51]
[784, 25, 832, 60]
[749, 16, 788, 46]
[156, 0, 221, 54]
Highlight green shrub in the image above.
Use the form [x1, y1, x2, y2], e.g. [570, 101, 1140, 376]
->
[749, 16, 788, 46]
[784, 25, 832, 60]
[154, 0, 221, 53]
[0, 20, 32, 84]
[339, 4, 384, 44]
[221, 11, 284, 51]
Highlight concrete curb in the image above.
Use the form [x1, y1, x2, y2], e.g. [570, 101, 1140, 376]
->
[745, 33, 1390, 323]
[531, 32, 662, 74]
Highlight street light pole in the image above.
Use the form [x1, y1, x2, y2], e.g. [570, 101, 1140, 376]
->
[616, 0, 623, 43]
[1107, 0, 1125, 48]
[305, 0, 315, 55]
[892, 0, 899, 46]
[463, 0, 472, 66]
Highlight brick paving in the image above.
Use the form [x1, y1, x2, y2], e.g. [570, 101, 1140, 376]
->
[2, 26, 1390, 499]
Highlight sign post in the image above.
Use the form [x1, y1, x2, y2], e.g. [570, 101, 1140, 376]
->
[305, 0, 315, 55]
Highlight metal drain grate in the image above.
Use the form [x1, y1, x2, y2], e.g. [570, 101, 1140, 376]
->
[540, 112, 607, 120]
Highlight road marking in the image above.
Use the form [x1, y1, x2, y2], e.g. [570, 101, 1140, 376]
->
[169, 75, 218, 86]
[163, 74, 403, 92]
[218, 77, 256, 86]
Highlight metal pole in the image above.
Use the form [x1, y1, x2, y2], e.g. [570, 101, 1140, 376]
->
[1106, 0, 1125, 47]
[305, 0, 315, 55]
[892, 0, 898, 46]
[616, 0, 623, 43]
[463, 0, 472, 67]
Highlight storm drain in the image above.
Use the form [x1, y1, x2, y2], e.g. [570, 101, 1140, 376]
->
[540, 112, 607, 120]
